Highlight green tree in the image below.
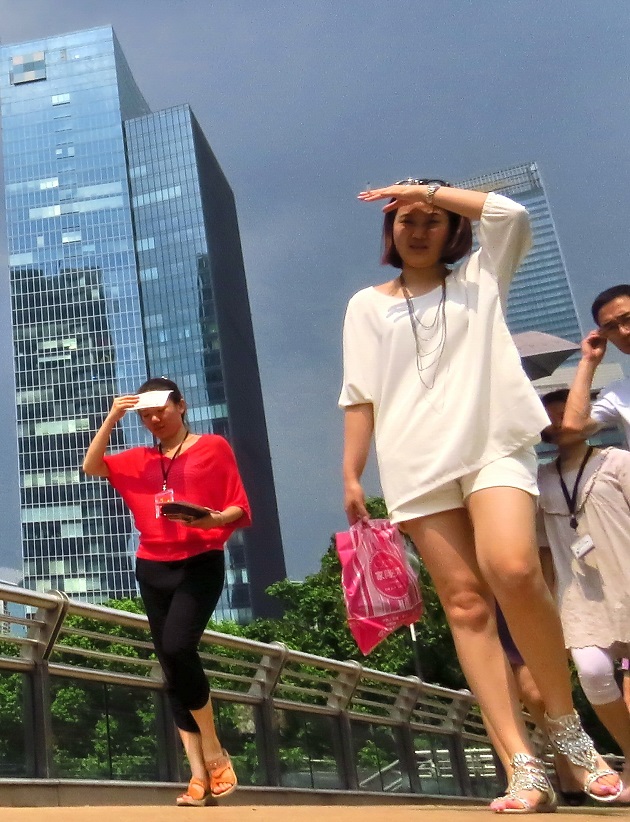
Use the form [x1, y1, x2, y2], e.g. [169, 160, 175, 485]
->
[242, 497, 463, 688]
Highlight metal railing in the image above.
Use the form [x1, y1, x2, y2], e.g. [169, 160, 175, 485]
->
[0, 581, 504, 798]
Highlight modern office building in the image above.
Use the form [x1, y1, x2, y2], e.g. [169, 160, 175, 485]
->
[0, 26, 286, 620]
[458, 163, 583, 344]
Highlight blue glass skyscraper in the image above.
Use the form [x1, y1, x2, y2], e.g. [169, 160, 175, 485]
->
[458, 163, 582, 343]
[0, 26, 285, 620]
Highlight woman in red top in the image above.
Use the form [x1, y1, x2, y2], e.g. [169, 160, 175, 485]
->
[83, 377, 251, 806]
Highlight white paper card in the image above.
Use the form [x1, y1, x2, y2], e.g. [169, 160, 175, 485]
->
[570, 534, 594, 560]
[132, 390, 172, 410]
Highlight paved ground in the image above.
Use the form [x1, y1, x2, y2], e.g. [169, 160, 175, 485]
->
[0, 806, 628, 821]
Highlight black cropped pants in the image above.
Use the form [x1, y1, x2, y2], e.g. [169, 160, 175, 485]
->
[136, 550, 225, 732]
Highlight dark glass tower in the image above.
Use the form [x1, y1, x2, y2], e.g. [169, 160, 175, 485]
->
[0, 26, 285, 620]
[458, 163, 583, 343]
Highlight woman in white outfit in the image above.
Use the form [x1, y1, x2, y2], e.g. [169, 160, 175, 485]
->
[340, 180, 622, 812]
[538, 388, 630, 802]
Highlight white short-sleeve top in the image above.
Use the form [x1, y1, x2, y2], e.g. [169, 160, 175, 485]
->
[339, 192, 550, 516]
[591, 377, 630, 443]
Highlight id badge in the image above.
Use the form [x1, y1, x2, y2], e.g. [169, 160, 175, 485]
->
[570, 533, 594, 560]
[155, 488, 174, 518]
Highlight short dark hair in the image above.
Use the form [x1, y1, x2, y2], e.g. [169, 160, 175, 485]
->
[540, 388, 570, 443]
[591, 284, 630, 324]
[541, 388, 569, 408]
[381, 205, 473, 268]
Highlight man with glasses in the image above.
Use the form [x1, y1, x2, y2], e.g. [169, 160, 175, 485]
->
[563, 284, 630, 441]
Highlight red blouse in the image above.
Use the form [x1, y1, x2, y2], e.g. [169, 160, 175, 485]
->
[103, 434, 251, 561]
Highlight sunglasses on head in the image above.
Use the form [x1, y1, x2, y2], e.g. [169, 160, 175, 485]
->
[395, 178, 451, 187]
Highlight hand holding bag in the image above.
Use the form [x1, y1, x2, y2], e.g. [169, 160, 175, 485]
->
[335, 518, 423, 654]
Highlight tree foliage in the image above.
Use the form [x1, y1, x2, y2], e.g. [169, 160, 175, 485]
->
[241, 497, 464, 688]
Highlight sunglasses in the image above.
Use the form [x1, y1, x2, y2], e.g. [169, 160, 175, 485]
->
[395, 178, 451, 187]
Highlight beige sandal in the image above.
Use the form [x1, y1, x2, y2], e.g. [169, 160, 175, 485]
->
[491, 753, 557, 814]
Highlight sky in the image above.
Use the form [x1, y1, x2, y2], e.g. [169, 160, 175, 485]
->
[0, 1, 629, 580]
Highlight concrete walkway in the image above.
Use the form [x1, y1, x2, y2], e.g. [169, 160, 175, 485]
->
[0, 806, 628, 821]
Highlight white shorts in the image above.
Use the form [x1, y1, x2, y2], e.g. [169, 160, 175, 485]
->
[392, 446, 538, 523]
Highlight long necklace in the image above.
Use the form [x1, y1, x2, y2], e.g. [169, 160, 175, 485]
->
[399, 273, 447, 390]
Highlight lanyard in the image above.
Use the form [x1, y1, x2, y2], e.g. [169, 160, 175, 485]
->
[158, 430, 189, 491]
[555, 446, 593, 530]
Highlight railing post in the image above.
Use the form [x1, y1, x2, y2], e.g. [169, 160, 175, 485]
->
[327, 661, 362, 790]
[150, 662, 181, 783]
[390, 675, 424, 793]
[249, 641, 287, 786]
[442, 695, 474, 796]
[29, 660, 53, 777]
[22, 590, 69, 778]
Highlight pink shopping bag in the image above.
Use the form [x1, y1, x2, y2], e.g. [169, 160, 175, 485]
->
[335, 519, 422, 655]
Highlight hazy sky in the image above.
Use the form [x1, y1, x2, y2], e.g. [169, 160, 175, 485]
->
[0, 2, 629, 579]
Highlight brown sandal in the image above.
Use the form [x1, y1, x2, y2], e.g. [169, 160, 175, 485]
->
[176, 775, 212, 806]
[205, 748, 237, 798]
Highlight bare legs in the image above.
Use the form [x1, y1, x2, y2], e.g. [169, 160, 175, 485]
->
[178, 699, 233, 797]
[404, 508, 534, 760]
[404, 508, 542, 811]
[469, 487, 619, 798]
[624, 668, 630, 713]
[179, 729, 207, 782]
[403, 486, 621, 809]
[483, 664, 582, 797]
[467, 488, 574, 715]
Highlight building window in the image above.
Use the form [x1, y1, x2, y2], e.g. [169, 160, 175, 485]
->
[52, 93, 70, 105]
[60, 523, 84, 539]
[55, 146, 75, 158]
[133, 185, 182, 207]
[64, 578, 88, 594]
[10, 52, 47, 85]
[29, 205, 61, 220]
[62, 230, 81, 244]
[22, 505, 82, 524]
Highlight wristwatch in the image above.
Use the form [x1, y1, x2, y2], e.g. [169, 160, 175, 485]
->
[426, 183, 441, 206]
